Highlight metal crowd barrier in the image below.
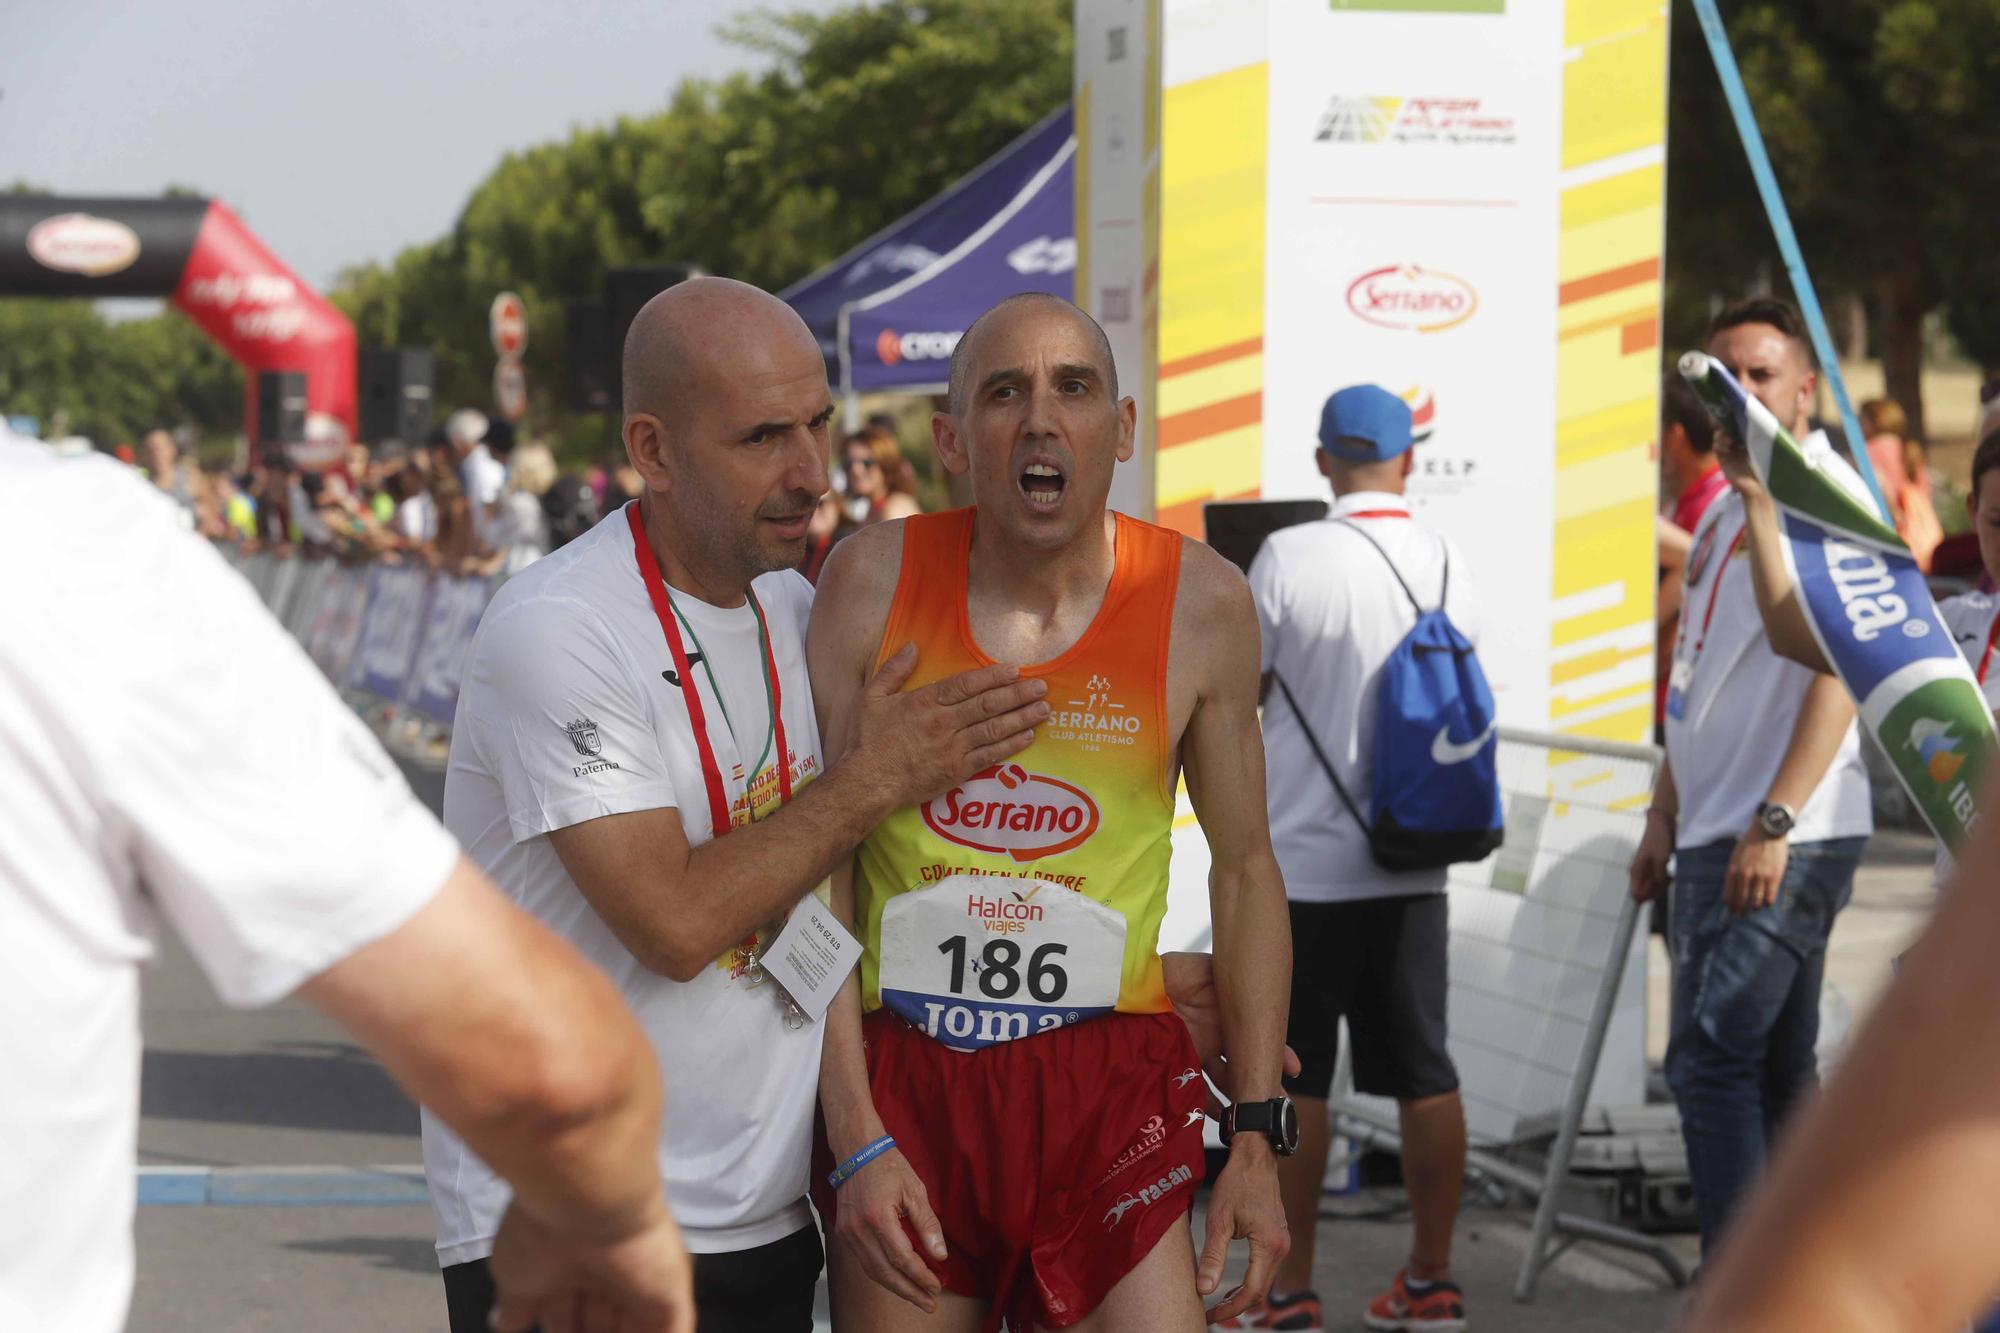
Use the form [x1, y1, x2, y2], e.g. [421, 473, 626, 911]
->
[1326, 725, 1686, 1298]
[216, 546, 502, 759]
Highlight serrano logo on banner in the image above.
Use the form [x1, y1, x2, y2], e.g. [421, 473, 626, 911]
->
[27, 213, 142, 277]
[875, 327, 963, 367]
[1346, 265, 1478, 333]
[922, 763, 1101, 861]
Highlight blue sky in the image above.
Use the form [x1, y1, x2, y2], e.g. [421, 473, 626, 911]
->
[4, 0, 837, 292]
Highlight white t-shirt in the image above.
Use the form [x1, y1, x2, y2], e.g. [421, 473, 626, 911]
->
[1933, 589, 2000, 885]
[461, 445, 508, 547]
[0, 442, 457, 1333]
[423, 505, 827, 1262]
[491, 490, 549, 576]
[396, 491, 438, 543]
[1664, 434, 1875, 850]
[1250, 492, 1481, 903]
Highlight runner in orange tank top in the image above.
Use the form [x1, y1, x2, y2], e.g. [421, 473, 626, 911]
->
[807, 294, 1295, 1333]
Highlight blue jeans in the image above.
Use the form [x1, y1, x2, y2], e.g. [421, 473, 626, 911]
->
[1665, 835, 1865, 1255]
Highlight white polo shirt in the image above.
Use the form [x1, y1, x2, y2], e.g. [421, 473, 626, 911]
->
[0, 442, 456, 1332]
[1663, 433, 1874, 850]
[1250, 491, 1481, 903]
[461, 443, 508, 547]
[423, 505, 827, 1262]
[1933, 589, 2000, 885]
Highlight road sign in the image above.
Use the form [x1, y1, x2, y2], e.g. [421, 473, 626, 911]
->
[489, 291, 528, 360]
[494, 361, 527, 423]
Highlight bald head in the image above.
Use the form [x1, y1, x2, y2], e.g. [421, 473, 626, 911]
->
[621, 276, 823, 426]
[947, 292, 1118, 417]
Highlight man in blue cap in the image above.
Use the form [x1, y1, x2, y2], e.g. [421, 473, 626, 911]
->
[1226, 384, 1475, 1332]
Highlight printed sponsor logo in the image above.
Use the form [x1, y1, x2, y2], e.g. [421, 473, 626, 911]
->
[966, 893, 1045, 923]
[1103, 1163, 1194, 1228]
[875, 327, 961, 368]
[1006, 235, 1077, 276]
[564, 717, 622, 777]
[1094, 1115, 1169, 1190]
[922, 763, 1101, 861]
[27, 212, 141, 277]
[847, 242, 940, 286]
[1173, 1068, 1202, 1089]
[1431, 722, 1497, 766]
[1911, 718, 1966, 784]
[1402, 386, 1435, 444]
[1315, 94, 1517, 146]
[1822, 539, 1917, 643]
[1346, 265, 1478, 334]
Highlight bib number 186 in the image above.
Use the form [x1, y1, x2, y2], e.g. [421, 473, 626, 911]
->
[938, 937, 1070, 1002]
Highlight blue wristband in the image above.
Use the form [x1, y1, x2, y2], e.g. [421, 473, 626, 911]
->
[827, 1135, 897, 1191]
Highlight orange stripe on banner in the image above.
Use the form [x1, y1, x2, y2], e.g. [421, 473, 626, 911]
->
[1158, 487, 1258, 539]
[1621, 317, 1659, 356]
[1161, 337, 1264, 380]
[1160, 391, 1261, 450]
[1559, 257, 1660, 306]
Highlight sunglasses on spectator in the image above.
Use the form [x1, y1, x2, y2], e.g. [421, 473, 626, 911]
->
[844, 456, 880, 470]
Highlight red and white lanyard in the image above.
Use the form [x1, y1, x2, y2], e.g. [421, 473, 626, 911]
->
[626, 503, 793, 836]
[1684, 520, 1749, 663]
[1978, 606, 2000, 686]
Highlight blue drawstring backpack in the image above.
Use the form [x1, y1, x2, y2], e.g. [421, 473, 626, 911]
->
[1275, 522, 1504, 872]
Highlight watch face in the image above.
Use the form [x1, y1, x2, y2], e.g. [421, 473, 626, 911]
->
[1278, 1098, 1300, 1156]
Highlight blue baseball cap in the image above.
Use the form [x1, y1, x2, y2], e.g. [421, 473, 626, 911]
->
[1317, 384, 1414, 462]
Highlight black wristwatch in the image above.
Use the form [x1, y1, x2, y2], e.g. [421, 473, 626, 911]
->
[1755, 800, 1796, 839]
[1221, 1096, 1299, 1156]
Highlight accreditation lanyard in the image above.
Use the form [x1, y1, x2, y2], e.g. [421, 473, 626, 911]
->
[1684, 521, 1749, 664]
[626, 503, 793, 836]
[1979, 606, 2000, 687]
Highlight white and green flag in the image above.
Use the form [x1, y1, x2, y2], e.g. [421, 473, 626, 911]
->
[1678, 351, 1993, 850]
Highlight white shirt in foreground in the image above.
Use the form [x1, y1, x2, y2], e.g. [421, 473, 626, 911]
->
[424, 506, 826, 1262]
[1251, 491, 1482, 904]
[0, 442, 458, 1333]
[1664, 433, 1874, 850]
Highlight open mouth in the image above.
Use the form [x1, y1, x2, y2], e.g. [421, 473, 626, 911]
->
[1019, 460, 1067, 513]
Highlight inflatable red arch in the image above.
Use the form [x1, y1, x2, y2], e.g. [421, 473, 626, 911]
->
[0, 196, 355, 442]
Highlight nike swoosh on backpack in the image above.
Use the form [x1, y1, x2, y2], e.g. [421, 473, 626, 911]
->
[1431, 722, 1497, 766]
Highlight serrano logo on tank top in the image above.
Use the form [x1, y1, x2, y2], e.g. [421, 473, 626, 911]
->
[920, 763, 1101, 861]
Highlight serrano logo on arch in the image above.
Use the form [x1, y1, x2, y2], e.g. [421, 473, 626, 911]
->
[1345, 265, 1478, 333]
[922, 763, 1101, 861]
[27, 213, 142, 277]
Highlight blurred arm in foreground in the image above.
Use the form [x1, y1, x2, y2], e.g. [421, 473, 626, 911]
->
[1683, 792, 2000, 1333]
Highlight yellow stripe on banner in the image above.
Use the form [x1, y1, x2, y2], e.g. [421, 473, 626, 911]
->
[1556, 446, 1656, 520]
[1161, 63, 1268, 366]
[1158, 354, 1264, 420]
[1554, 497, 1656, 587]
[1559, 298, 1661, 342]
[1561, 206, 1664, 282]
[1565, 704, 1658, 747]
[1557, 397, 1658, 467]
[1561, 18, 1668, 171]
[1550, 680, 1654, 721]
[1560, 165, 1664, 230]
[1550, 642, 1654, 687]
[1157, 424, 1261, 507]
[1566, 0, 1664, 50]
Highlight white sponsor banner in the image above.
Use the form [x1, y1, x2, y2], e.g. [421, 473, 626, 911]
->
[1260, 4, 1564, 728]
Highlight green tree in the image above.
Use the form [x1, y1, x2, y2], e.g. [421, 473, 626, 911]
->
[1666, 0, 2000, 439]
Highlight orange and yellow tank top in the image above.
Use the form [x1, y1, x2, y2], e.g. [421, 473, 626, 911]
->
[855, 507, 1181, 1050]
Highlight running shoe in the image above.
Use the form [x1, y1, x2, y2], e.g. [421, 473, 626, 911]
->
[1212, 1287, 1324, 1330]
[1362, 1269, 1467, 1332]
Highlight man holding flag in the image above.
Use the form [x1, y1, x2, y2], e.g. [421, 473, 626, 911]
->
[1628, 298, 1875, 1258]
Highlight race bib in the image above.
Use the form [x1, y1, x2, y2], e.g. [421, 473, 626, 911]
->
[879, 873, 1126, 1052]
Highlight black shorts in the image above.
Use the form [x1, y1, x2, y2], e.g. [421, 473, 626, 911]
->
[1283, 894, 1459, 1103]
[442, 1223, 822, 1333]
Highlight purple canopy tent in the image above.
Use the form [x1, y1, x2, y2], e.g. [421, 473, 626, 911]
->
[779, 106, 1074, 401]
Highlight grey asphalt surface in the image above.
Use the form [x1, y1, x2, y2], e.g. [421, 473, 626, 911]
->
[133, 762, 1939, 1331]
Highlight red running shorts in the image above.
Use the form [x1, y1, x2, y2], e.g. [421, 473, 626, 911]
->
[814, 1008, 1207, 1332]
